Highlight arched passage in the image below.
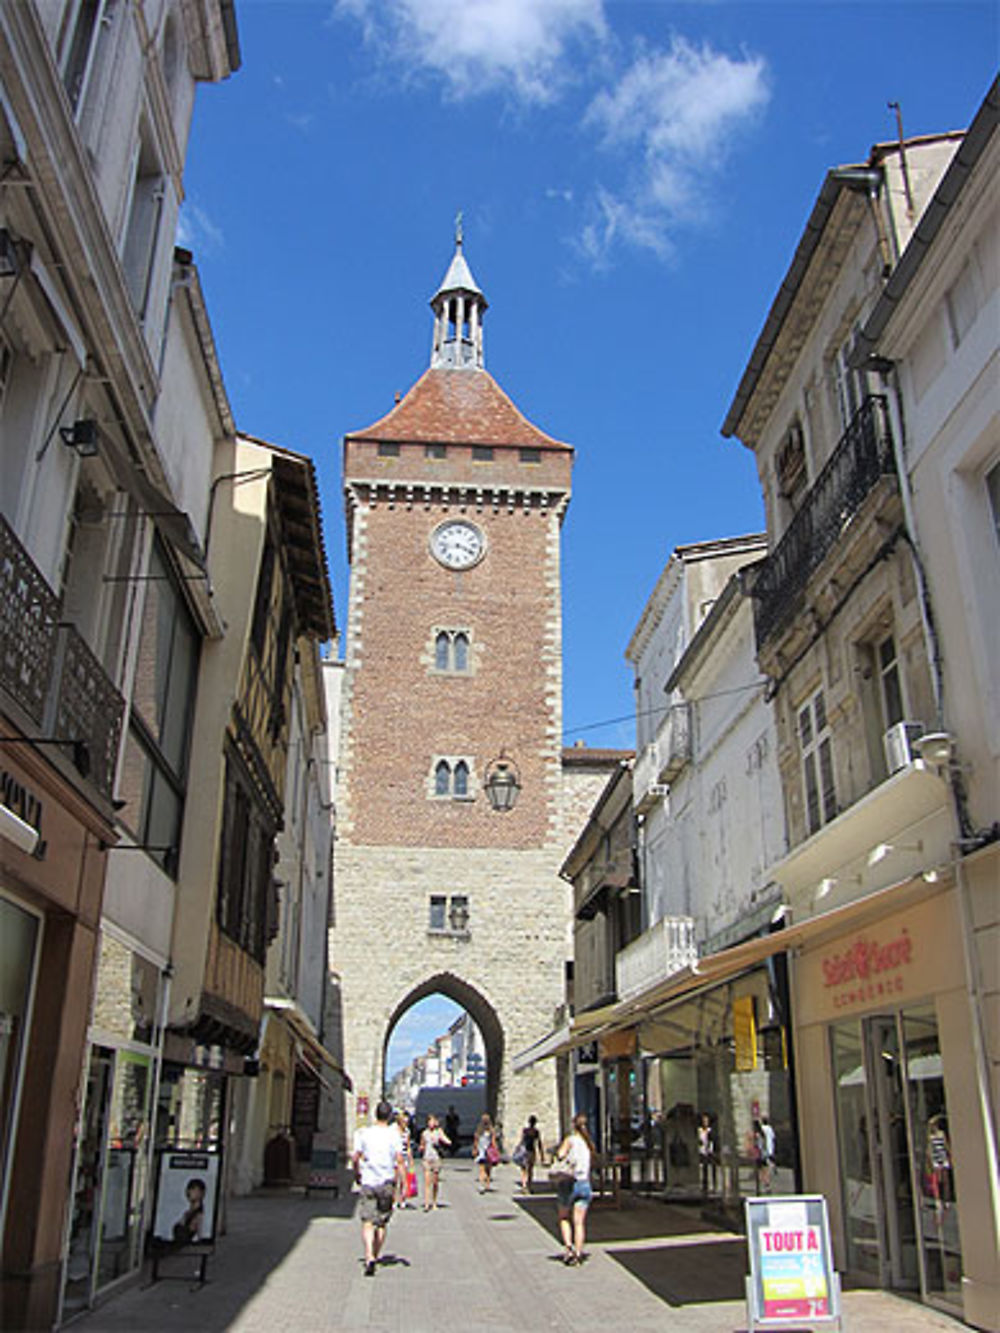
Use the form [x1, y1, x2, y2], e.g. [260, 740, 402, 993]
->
[382, 972, 504, 1124]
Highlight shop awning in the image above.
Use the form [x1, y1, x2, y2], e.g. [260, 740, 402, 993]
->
[513, 1000, 622, 1071]
[265, 997, 353, 1092]
[582, 870, 946, 1045]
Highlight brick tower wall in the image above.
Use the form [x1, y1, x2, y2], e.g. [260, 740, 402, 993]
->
[331, 438, 575, 1147]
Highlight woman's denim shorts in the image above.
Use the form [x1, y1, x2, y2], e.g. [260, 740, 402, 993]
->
[556, 1178, 593, 1210]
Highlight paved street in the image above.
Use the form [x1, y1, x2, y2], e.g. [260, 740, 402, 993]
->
[72, 1160, 966, 1333]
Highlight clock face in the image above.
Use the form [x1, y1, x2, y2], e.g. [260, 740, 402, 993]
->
[430, 520, 486, 570]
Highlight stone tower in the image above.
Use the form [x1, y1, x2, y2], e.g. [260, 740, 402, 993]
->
[331, 234, 574, 1145]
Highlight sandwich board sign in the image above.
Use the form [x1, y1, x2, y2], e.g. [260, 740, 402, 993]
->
[745, 1195, 842, 1331]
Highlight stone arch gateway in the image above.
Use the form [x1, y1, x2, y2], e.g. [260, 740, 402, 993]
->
[382, 972, 504, 1119]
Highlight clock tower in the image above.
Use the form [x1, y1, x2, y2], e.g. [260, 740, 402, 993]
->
[331, 234, 577, 1142]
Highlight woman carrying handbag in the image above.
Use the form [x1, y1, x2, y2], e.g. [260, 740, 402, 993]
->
[550, 1113, 595, 1266]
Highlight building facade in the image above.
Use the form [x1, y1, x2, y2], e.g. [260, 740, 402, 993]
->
[330, 237, 580, 1148]
[0, 3, 238, 1326]
[723, 104, 998, 1327]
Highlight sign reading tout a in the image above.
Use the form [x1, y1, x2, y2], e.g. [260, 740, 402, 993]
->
[745, 1195, 842, 1331]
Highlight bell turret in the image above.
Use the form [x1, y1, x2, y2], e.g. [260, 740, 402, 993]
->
[430, 214, 488, 370]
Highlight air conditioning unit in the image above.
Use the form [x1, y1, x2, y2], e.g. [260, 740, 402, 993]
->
[883, 721, 924, 774]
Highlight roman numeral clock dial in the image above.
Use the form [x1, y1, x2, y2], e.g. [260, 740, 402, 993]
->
[430, 519, 486, 570]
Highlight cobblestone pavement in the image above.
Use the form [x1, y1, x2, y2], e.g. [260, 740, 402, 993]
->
[72, 1161, 965, 1332]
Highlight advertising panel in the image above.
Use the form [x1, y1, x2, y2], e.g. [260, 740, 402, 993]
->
[745, 1195, 841, 1330]
[152, 1150, 221, 1246]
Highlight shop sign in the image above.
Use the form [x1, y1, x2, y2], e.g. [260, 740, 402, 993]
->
[821, 928, 913, 1011]
[745, 1195, 841, 1330]
[0, 766, 46, 859]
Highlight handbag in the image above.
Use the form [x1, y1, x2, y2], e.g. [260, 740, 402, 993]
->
[548, 1145, 574, 1185]
[485, 1141, 501, 1166]
[406, 1169, 418, 1199]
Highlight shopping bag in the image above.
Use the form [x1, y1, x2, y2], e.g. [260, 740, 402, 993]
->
[406, 1170, 418, 1199]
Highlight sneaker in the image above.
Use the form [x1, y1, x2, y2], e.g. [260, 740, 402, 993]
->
[562, 1250, 577, 1266]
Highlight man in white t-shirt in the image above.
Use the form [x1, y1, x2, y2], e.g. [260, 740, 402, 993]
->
[352, 1100, 403, 1276]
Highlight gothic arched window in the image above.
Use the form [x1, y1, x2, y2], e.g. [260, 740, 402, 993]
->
[434, 760, 451, 796]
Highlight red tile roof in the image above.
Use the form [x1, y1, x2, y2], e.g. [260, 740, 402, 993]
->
[346, 368, 571, 451]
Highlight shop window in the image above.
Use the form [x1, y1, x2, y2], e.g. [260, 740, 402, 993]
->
[0, 895, 41, 1236]
[118, 539, 199, 875]
[798, 688, 836, 836]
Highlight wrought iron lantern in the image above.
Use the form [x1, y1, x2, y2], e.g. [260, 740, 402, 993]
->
[483, 753, 521, 813]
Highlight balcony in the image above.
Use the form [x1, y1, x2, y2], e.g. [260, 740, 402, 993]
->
[616, 915, 697, 1000]
[748, 395, 896, 649]
[0, 513, 124, 800]
[632, 703, 692, 812]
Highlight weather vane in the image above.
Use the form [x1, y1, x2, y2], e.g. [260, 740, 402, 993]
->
[455, 209, 464, 246]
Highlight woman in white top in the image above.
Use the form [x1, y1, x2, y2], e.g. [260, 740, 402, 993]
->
[553, 1113, 594, 1266]
[419, 1114, 451, 1211]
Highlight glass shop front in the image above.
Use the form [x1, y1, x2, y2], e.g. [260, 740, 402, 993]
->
[624, 958, 799, 1224]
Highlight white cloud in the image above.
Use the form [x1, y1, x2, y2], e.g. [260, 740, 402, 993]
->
[176, 201, 224, 254]
[336, 0, 606, 103]
[582, 36, 770, 262]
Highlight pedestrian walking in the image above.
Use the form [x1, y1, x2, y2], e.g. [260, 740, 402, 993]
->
[512, 1114, 545, 1193]
[698, 1111, 717, 1193]
[757, 1115, 776, 1192]
[474, 1113, 499, 1192]
[550, 1113, 594, 1266]
[445, 1104, 460, 1154]
[419, 1113, 451, 1210]
[352, 1100, 403, 1277]
[394, 1109, 416, 1208]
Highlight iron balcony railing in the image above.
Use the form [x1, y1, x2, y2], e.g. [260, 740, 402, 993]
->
[750, 395, 896, 648]
[0, 511, 124, 799]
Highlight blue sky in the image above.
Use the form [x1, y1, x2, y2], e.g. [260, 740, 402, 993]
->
[179, 2, 996, 1062]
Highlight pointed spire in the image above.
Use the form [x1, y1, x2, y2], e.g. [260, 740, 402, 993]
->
[430, 218, 488, 370]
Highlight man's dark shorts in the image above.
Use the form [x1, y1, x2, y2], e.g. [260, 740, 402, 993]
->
[359, 1184, 394, 1227]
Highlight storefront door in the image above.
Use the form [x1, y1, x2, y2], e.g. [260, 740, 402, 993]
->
[832, 1006, 962, 1311]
